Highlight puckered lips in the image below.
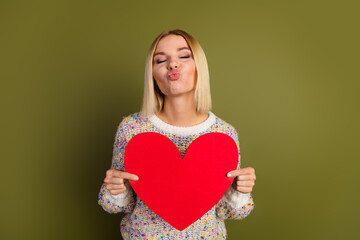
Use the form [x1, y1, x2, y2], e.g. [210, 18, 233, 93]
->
[167, 70, 180, 80]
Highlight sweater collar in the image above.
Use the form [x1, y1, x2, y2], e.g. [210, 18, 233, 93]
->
[149, 112, 216, 136]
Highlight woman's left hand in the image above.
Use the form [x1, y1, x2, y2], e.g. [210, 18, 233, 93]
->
[227, 167, 256, 193]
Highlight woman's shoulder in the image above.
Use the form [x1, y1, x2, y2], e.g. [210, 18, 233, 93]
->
[212, 113, 239, 139]
[119, 112, 143, 123]
[213, 114, 238, 132]
[116, 112, 149, 132]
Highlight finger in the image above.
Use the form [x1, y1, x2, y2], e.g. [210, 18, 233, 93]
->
[120, 172, 139, 181]
[104, 177, 124, 185]
[227, 166, 256, 177]
[227, 169, 243, 177]
[107, 169, 122, 177]
[243, 167, 255, 174]
[236, 180, 255, 187]
[235, 186, 253, 193]
[227, 168, 248, 177]
[104, 175, 119, 183]
[106, 183, 125, 190]
[105, 183, 125, 190]
[106, 169, 128, 179]
[237, 174, 256, 181]
[109, 188, 126, 195]
[227, 170, 239, 177]
[106, 169, 139, 181]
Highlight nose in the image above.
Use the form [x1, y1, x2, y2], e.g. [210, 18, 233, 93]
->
[168, 58, 179, 70]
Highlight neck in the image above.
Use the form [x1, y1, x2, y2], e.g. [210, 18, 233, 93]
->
[157, 93, 207, 127]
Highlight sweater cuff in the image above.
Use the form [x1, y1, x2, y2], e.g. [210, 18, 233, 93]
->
[104, 181, 133, 206]
[223, 185, 251, 209]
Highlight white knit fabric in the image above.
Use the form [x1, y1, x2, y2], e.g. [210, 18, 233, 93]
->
[224, 186, 251, 209]
[105, 181, 132, 206]
[149, 112, 216, 136]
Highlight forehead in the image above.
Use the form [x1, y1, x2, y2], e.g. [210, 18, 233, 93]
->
[155, 34, 190, 52]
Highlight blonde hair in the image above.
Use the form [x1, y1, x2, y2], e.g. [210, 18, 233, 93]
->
[140, 29, 212, 117]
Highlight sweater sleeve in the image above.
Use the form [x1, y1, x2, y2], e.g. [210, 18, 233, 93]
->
[98, 118, 137, 214]
[215, 128, 255, 220]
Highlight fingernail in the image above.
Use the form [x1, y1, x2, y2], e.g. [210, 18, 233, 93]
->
[227, 173, 232, 177]
[134, 176, 139, 181]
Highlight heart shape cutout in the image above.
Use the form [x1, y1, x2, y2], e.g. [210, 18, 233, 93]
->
[124, 132, 238, 231]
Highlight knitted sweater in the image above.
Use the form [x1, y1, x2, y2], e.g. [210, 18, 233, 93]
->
[98, 111, 255, 239]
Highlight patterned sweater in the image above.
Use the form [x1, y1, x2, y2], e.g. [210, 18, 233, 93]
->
[98, 111, 255, 239]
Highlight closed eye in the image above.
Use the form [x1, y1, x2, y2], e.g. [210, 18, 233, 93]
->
[155, 55, 191, 64]
[156, 60, 166, 64]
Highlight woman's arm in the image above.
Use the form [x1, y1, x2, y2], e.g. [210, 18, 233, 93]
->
[215, 154, 255, 220]
[98, 181, 136, 214]
[98, 118, 137, 214]
[215, 129, 255, 220]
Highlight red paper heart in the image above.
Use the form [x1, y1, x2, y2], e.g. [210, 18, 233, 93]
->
[124, 132, 238, 231]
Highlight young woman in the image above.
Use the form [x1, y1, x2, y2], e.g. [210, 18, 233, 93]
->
[98, 29, 256, 239]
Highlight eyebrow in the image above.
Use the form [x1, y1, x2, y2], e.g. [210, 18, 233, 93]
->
[153, 47, 191, 57]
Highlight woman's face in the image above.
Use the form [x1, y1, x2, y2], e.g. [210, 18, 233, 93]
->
[152, 34, 197, 97]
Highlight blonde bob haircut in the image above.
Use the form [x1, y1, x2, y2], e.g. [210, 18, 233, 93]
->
[140, 29, 212, 117]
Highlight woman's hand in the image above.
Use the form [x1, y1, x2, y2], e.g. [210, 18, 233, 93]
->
[227, 167, 256, 193]
[104, 169, 139, 195]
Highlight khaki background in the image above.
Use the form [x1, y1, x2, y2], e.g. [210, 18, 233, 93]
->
[1, 0, 359, 239]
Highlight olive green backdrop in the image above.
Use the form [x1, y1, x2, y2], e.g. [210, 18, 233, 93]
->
[1, 0, 359, 239]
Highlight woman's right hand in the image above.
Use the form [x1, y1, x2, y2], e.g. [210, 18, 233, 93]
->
[104, 169, 139, 195]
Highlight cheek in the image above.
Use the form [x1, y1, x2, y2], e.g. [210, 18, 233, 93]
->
[188, 61, 196, 76]
[192, 65, 197, 76]
[188, 64, 197, 81]
[152, 68, 163, 88]
[152, 68, 160, 81]
[153, 66, 165, 80]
